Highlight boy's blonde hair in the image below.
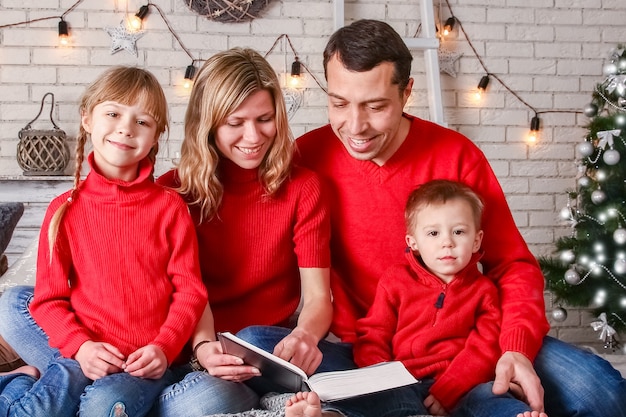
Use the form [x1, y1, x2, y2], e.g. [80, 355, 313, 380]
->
[405, 180, 484, 231]
[176, 47, 293, 222]
[48, 66, 169, 257]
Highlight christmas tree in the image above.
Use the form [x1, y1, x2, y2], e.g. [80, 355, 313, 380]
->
[539, 46, 626, 350]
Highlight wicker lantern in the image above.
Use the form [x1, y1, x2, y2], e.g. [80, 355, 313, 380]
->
[17, 92, 70, 176]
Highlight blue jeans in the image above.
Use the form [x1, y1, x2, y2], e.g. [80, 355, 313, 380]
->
[237, 325, 626, 417]
[0, 286, 260, 417]
[0, 358, 86, 417]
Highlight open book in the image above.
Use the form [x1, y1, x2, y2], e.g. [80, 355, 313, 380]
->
[217, 332, 418, 402]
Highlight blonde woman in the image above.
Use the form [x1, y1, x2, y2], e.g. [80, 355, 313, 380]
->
[152, 47, 332, 416]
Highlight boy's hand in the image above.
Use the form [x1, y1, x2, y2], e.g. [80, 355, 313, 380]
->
[75, 340, 125, 380]
[125, 344, 168, 379]
[424, 394, 448, 416]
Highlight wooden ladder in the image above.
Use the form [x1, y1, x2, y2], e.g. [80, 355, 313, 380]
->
[333, 0, 445, 125]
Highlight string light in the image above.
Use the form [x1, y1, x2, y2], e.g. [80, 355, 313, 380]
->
[442, 17, 456, 37]
[528, 114, 540, 143]
[289, 57, 304, 88]
[474, 75, 489, 100]
[130, 5, 150, 31]
[438, 0, 582, 142]
[183, 64, 196, 89]
[58, 19, 69, 46]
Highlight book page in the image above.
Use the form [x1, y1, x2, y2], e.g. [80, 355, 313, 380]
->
[308, 361, 418, 402]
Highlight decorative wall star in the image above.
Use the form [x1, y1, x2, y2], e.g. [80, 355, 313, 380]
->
[104, 22, 144, 57]
[438, 44, 463, 77]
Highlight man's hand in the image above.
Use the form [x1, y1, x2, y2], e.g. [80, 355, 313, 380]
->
[196, 340, 261, 382]
[493, 351, 545, 412]
[75, 340, 125, 380]
[124, 345, 168, 379]
[272, 328, 322, 375]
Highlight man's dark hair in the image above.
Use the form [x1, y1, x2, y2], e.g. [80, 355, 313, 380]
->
[323, 19, 413, 92]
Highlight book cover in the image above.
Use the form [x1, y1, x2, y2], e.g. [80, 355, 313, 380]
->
[217, 332, 418, 402]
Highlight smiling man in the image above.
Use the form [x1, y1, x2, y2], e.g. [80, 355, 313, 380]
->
[293, 18, 626, 417]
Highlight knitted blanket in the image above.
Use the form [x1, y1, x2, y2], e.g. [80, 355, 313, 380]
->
[204, 393, 432, 417]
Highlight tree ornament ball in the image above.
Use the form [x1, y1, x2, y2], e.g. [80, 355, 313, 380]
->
[616, 114, 626, 127]
[551, 307, 568, 322]
[604, 63, 618, 75]
[583, 103, 598, 117]
[576, 141, 595, 157]
[603, 149, 621, 165]
[591, 189, 607, 205]
[619, 59, 626, 71]
[577, 175, 591, 188]
[564, 268, 581, 285]
[560, 249, 576, 263]
[615, 259, 626, 275]
[614, 228, 626, 245]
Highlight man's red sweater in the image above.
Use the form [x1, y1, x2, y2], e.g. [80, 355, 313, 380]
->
[31, 154, 208, 365]
[355, 250, 501, 411]
[296, 114, 549, 361]
[157, 159, 330, 332]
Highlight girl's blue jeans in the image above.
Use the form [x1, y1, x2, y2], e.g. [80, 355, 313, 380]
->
[2, 286, 626, 417]
[0, 286, 259, 417]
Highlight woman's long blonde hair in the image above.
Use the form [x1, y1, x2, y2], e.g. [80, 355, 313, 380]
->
[47, 66, 169, 258]
[176, 47, 293, 222]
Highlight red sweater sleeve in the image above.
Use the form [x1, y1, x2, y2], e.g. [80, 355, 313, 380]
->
[32, 195, 93, 358]
[150, 195, 208, 364]
[354, 275, 397, 366]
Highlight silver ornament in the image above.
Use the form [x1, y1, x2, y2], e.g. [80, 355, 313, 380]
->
[583, 103, 598, 117]
[577, 175, 591, 188]
[551, 307, 568, 322]
[560, 249, 576, 263]
[604, 63, 618, 75]
[616, 114, 626, 126]
[619, 59, 626, 71]
[564, 268, 581, 285]
[615, 259, 626, 275]
[576, 141, 594, 157]
[603, 149, 621, 165]
[591, 189, 607, 205]
[614, 228, 626, 245]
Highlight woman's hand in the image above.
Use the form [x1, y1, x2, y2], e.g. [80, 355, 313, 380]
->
[195, 340, 260, 382]
[273, 327, 322, 375]
[75, 340, 126, 380]
[124, 344, 168, 379]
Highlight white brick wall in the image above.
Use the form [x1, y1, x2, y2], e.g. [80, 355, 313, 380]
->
[1, 0, 625, 349]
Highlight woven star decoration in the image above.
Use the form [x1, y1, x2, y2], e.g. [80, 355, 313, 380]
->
[438, 44, 463, 77]
[104, 22, 144, 56]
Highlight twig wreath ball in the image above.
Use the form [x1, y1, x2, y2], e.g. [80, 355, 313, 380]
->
[186, 0, 274, 22]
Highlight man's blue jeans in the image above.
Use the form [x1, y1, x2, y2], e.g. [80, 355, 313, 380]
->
[0, 286, 259, 417]
[236, 325, 626, 417]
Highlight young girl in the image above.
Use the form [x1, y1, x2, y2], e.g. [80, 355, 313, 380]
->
[0, 66, 207, 417]
[151, 47, 332, 416]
